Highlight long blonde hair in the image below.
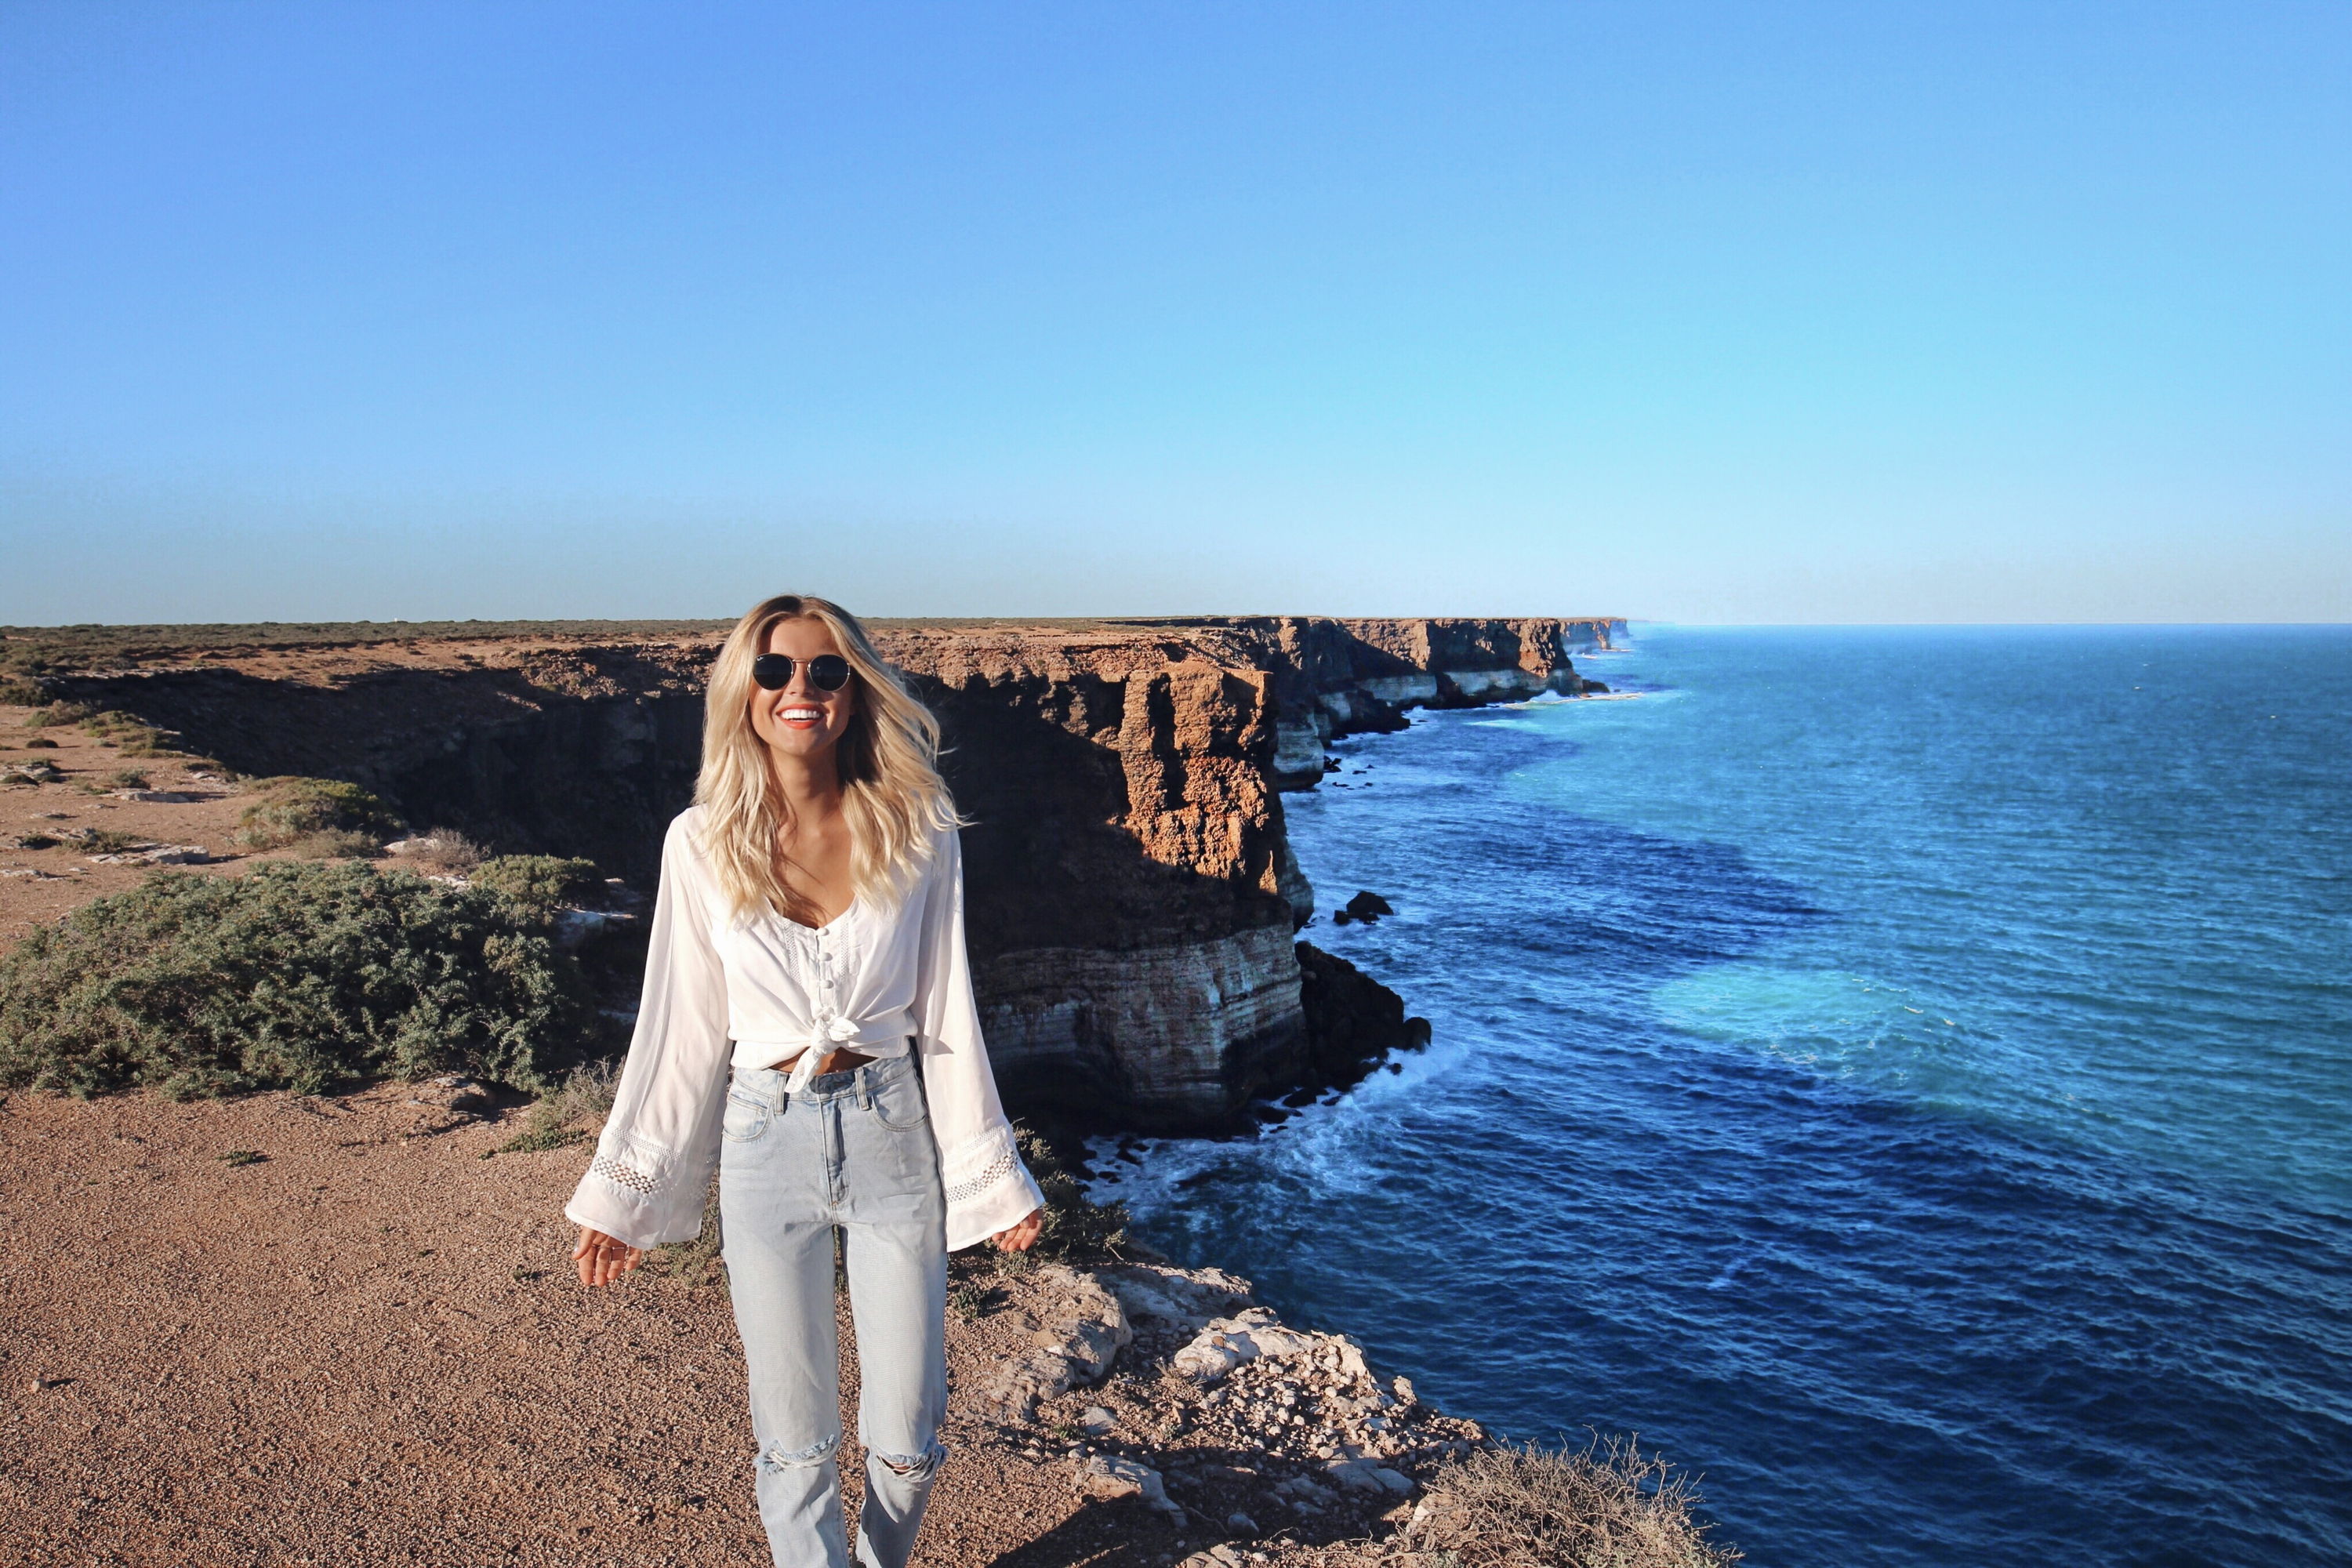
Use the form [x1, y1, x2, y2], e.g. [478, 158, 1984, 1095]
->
[695, 593, 960, 923]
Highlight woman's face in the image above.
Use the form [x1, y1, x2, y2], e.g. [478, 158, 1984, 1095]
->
[747, 617, 861, 762]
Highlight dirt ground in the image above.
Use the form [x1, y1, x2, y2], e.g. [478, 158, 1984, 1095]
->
[0, 709, 268, 953]
[0, 1084, 1414, 1568]
[0, 673, 1450, 1568]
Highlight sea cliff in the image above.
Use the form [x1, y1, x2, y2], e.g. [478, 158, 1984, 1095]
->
[23, 614, 1622, 1131]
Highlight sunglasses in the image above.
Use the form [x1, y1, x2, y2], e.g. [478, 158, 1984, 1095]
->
[752, 652, 852, 691]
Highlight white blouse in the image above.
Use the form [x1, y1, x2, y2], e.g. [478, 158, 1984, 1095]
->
[564, 808, 1045, 1253]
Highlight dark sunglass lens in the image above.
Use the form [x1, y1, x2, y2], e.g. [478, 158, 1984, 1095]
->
[808, 655, 851, 691]
[752, 654, 793, 690]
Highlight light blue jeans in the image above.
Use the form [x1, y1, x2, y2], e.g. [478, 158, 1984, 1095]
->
[720, 1052, 948, 1568]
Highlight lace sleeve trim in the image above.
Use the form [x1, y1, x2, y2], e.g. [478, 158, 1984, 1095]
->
[938, 1120, 1028, 1207]
[943, 1144, 1021, 1207]
[583, 1131, 683, 1206]
[588, 1150, 662, 1198]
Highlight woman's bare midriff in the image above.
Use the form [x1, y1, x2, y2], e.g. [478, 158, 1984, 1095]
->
[782, 1047, 873, 1077]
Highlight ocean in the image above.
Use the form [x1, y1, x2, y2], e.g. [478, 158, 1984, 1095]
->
[1089, 626, 2352, 1568]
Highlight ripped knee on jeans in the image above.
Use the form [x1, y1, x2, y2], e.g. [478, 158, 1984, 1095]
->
[871, 1439, 946, 1482]
[757, 1432, 841, 1472]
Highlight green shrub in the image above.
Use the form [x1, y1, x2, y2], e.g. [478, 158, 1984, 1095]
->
[0, 680, 52, 707]
[24, 704, 91, 729]
[472, 855, 604, 909]
[1014, 1126, 1131, 1264]
[84, 714, 187, 757]
[107, 769, 151, 790]
[285, 829, 384, 860]
[493, 1058, 617, 1154]
[0, 860, 593, 1099]
[234, 777, 404, 851]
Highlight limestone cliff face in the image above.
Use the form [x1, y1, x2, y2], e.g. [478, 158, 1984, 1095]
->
[1149, 616, 1623, 789]
[49, 615, 1615, 1131]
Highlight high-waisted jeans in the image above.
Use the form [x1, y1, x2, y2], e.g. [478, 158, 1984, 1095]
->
[720, 1052, 948, 1568]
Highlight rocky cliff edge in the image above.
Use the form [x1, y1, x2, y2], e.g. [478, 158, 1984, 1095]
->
[18, 614, 1624, 1131]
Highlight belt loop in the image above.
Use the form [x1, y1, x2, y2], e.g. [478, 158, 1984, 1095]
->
[856, 1066, 872, 1112]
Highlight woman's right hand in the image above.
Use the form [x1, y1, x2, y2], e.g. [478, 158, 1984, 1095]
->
[572, 1225, 644, 1287]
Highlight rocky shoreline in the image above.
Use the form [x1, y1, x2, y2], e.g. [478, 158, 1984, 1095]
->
[970, 1254, 1491, 1566]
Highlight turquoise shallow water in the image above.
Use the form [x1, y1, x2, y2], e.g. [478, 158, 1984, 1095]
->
[1091, 626, 2352, 1568]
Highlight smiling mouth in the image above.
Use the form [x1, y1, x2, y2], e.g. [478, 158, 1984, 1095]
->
[776, 705, 825, 728]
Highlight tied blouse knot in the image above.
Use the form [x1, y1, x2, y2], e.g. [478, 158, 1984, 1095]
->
[564, 808, 1044, 1253]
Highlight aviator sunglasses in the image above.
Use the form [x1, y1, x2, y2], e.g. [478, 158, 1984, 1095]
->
[751, 652, 852, 691]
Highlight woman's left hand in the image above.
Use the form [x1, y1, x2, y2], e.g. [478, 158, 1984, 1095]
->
[989, 1207, 1044, 1253]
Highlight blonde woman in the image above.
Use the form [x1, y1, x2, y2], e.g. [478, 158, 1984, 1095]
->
[566, 593, 1045, 1568]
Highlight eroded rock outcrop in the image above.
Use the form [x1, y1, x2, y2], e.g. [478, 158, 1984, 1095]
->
[36, 614, 1614, 1129]
[964, 1253, 1486, 1552]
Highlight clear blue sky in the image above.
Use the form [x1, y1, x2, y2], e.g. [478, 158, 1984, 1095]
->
[4, 2, 2346, 624]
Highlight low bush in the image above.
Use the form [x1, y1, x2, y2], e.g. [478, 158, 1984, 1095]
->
[386, 828, 488, 878]
[78, 710, 180, 754]
[1, 760, 64, 786]
[650, 1192, 728, 1287]
[0, 680, 52, 707]
[107, 769, 151, 790]
[24, 703, 92, 730]
[495, 1058, 619, 1154]
[1410, 1437, 1740, 1568]
[1014, 1126, 1131, 1265]
[285, 829, 385, 860]
[0, 860, 593, 1099]
[472, 855, 604, 910]
[234, 776, 405, 851]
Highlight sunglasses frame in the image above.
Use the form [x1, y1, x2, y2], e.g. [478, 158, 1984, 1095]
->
[751, 652, 853, 692]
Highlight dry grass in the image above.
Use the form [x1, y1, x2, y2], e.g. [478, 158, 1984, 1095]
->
[648, 1185, 728, 1287]
[493, 1058, 620, 1154]
[1403, 1437, 1740, 1568]
[384, 828, 488, 878]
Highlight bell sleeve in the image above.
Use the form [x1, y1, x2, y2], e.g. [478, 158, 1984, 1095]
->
[563, 813, 733, 1250]
[913, 824, 1047, 1250]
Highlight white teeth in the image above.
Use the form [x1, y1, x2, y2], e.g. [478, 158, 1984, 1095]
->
[780, 707, 822, 721]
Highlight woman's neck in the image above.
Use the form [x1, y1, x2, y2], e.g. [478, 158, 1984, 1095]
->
[768, 747, 844, 821]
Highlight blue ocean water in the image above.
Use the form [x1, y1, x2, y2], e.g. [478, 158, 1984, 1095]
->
[1091, 626, 2352, 1568]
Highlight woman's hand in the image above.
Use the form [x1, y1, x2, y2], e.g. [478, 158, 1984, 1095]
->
[573, 1225, 644, 1287]
[989, 1207, 1044, 1253]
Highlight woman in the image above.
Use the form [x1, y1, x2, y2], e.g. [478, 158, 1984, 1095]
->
[566, 593, 1045, 1568]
